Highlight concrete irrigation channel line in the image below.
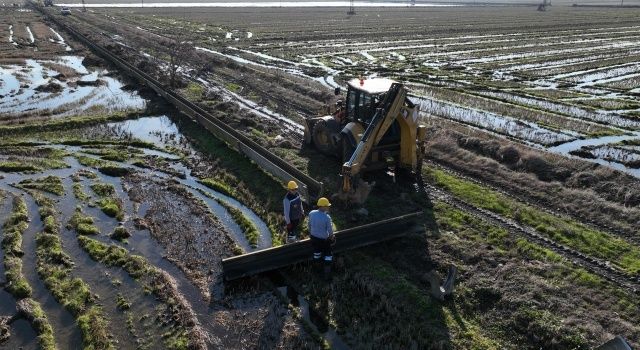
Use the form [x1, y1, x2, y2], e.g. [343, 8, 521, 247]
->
[425, 183, 640, 295]
[34, 4, 323, 204]
[222, 211, 424, 280]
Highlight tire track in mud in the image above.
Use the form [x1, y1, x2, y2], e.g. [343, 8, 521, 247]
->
[424, 182, 640, 295]
[64, 152, 289, 346]
[0, 192, 39, 350]
[2, 188, 83, 349]
[0, 146, 284, 348]
[56, 175, 163, 349]
[425, 159, 640, 245]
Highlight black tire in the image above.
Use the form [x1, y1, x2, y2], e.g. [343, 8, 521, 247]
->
[312, 117, 341, 156]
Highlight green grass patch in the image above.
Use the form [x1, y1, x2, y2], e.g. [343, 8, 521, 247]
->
[111, 226, 131, 241]
[90, 183, 115, 197]
[24, 298, 57, 350]
[90, 182, 124, 221]
[29, 191, 114, 350]
[515, 238, 563, 263]
[199, 178, 236, 198]
[182, 82, 205, 100]
[0, 147, 69, 172]
[96, 197, 124, 221]
[0, 112, 139, 136]
[81, 147, 140, 163]
[2, 196, 32, 298]
[426, 167, 640, 274]
[68, 209, 100, 236]
[98, 165, 131, 177]
[76, 306, 114, 350]
[77, 236, 197, 349]
[225, 82, 241, 92]
[0, 161, 41, 172]
[115, 293, 131, 310]
[215, 199, 259, 248]
[62, 138, 157, 150]
[511, 307, 587, 349]
[17, 176, 64, 196]
[434, 202, 509, 250]
[76, 155, 107, 168]
[72, 183, 90, 201]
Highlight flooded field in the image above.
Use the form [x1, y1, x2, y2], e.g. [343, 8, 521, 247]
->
[77, 4, 640, 176]
[2, 3, 640, 350]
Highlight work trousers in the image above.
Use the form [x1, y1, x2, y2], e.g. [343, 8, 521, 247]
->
[310, 236, 332, 262]
[287, 219, 300, 239]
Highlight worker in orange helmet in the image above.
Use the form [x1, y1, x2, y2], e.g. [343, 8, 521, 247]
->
[283, 180, 304, 243]
[309, 197, 335, 279]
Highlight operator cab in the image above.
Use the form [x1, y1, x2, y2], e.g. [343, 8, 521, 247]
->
[345, 78, 401, 146]
[346, 78, 395, 124]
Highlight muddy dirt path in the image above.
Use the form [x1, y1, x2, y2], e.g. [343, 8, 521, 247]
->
[0, 194, 38, 350]
[11, 189, 82, 349]
[56, 175, 166, 349]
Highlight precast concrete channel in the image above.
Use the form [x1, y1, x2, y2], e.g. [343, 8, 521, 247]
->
[424, 182, 640, 295]
[35, 4, 324, 204]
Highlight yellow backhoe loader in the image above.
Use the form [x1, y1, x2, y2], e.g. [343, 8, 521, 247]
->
[304, 78, 427, 204]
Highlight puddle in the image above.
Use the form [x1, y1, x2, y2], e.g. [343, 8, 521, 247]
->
[57, 1, 463, 7]
[195, 46, 339, 89]
[107, 115, 184, 145]
[414, 96, 576, 146]
[0, 189, 84, 349]
[0, 312, 38, 350]
[49, 27, 72, 52]
[473, 90, 640, 129]
[106, 115, 273, 249]
[547, 131, 640, 178]
[8, 25, 17, 46]
[0, 65, 20, 96]
[453, 41, 640, 65]
[54, 176, 168, 348]
[0, 56, 146, 117]
[360, 51, 376, 61]
[193, 74, 304, 134]
[25, 26, 34, 44]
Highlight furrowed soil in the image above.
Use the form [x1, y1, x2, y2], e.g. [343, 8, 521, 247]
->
[1, 3, 639, 350]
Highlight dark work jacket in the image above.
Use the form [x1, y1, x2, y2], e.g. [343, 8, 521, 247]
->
[283, 192, 304, 224]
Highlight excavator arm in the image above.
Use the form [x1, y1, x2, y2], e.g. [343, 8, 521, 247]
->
[341, 83, 412, 193]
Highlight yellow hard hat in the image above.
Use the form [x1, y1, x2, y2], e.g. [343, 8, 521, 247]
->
[287, 181, 298, 190]
[317, 197, 331, 207]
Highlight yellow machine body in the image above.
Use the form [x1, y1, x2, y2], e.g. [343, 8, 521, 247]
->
[303, 78, 427, 203]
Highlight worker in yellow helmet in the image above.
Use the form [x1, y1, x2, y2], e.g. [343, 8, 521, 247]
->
[309, 197, 334, 279]
[283, 180, 304, 243]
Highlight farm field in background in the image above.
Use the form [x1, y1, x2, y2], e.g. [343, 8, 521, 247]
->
[1, 3, 639, 350]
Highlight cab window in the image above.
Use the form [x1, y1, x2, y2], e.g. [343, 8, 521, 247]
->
[347, 88, 357, 121]
[357, 93, 373, 122]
